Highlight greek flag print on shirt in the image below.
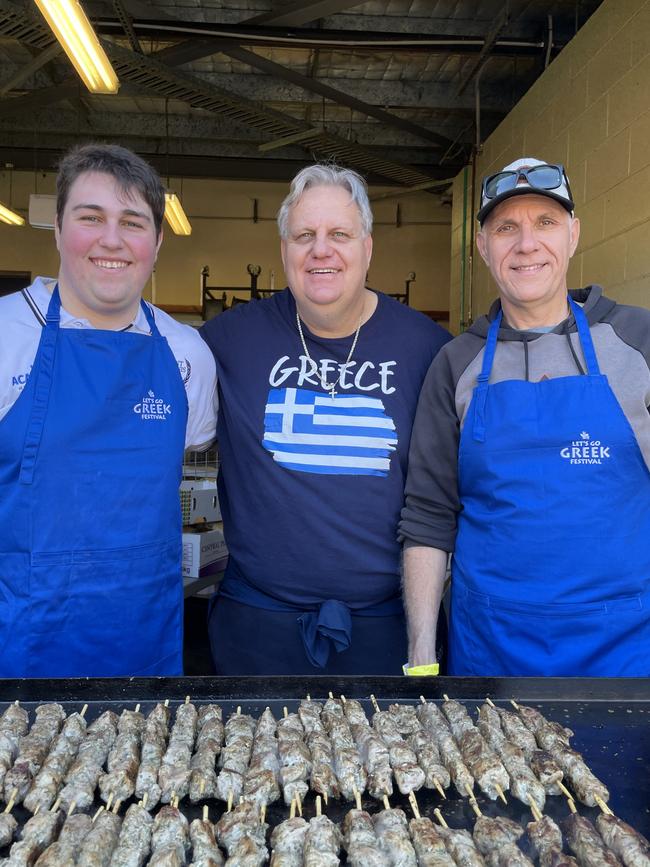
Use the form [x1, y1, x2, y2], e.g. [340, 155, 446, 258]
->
[263, 387, 397, 476]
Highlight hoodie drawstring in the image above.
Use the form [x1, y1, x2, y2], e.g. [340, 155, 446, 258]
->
[564, 321, 585, 375]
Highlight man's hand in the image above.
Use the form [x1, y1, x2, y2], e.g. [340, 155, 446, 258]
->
[402, 545, 448, 666]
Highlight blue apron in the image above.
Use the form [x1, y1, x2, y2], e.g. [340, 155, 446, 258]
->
[0, 287, 187, 677]
[449, 298, 650, 676]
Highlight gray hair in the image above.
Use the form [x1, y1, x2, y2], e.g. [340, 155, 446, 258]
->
[277, 163, 373, 239]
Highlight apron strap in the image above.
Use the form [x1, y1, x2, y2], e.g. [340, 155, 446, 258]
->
[19, 287, 61, 486]
[569, 297, 601, 376]
[473, 309, 502, 442]
[141, 300, 162, 337]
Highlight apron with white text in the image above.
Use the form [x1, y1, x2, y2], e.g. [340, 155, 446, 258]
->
[449, 299, 650, 676]
[0, 286, 187, 676]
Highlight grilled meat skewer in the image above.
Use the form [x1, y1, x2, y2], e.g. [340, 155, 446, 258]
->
[563, 813, 623, 867]
[595, 814, 650, 867]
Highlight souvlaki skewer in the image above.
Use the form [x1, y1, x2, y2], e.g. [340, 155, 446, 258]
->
[269, 798, 308, 867]
[189, 705, 224, 804]
[417, 698, 475, 799]
[441, 696, 509, 804]
[24, 706, 88, 814]
[407, 791, 455, 866]
[134, 701, 171, 811]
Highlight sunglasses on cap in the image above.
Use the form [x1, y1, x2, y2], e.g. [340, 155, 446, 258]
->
[481, 163, 572, 201]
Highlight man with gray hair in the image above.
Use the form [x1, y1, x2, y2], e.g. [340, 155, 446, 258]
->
[201, 162, 450, 675]
[400, 157, 650, 677]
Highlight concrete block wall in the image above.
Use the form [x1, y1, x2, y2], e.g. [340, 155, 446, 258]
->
[451, 0, 650, 333]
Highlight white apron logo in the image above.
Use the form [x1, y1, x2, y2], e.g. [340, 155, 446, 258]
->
[133, 389, 172, 421]
[560, 431, 610, 464]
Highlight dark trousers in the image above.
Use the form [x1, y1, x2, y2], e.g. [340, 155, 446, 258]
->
[208, 596, 411, 676]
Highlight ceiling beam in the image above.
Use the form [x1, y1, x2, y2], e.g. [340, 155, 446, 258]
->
[455, 6, 510, 96]
[245, 0, 364, 27]
[222, 45, 453, 147]
[0, 83, 78, 117]
[112, 0, 143, 53]
[0, 41, 60, 96]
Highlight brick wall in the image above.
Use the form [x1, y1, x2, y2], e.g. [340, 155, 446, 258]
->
[451, 0, 650, 333]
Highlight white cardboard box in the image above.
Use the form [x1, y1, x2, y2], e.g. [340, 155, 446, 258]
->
[180, 480, 221, 525]
[182, 524, 228, 578]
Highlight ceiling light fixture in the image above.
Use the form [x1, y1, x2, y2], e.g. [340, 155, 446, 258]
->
[0, 201, 25, 226]
[0, 165, 25, 226]
[33, 0, 119, 94]
[165, 191, 192, 236]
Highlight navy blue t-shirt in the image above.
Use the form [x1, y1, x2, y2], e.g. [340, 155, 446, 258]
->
[201, 289, 450, 609]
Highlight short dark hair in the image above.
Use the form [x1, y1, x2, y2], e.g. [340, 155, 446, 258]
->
[56, 143, 166, 236]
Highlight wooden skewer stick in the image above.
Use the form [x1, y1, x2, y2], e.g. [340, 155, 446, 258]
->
[164, 699, 169, 708]
[199, 780, 206, 796]
[236, 706, 241, 715]
[469, 797, 482, 818]
[106, 792, 114, 811]
[289, 799, 296, 820]
[306, 693, 311, 701]
[227, 790, 233, 813]
[323, 792, 328, 807]
[173, 796, 179, 809]
[567, 798, 577, 814]
[408, 791, 421, 820]
[316, 795, 322, 818]
[328, 692, 334, 700]
[465, 783, 475, 800]
[135, 704, 140, 713]
[510, 699, 520, 710]
[382, 795, 391, 811]
[558, 782, 573, 800]
[80, 704, 88, 718]
[260, 805, 266, 824]
[185, 695, 191, 704]
[3, 789, 17, 814]
[420, 695, 427, 705]
[113, 799, 122, 814]
[141, 792, 148, 810]
[283, 707, 288, 719]
[594, 795, 614, 816]
[495, 783, 508, 805]
[370, 695, 380, 713]
[353, 787, 361, 811]
[170, 791, 176, 805]
[528, 795, 543, 822]
[485, 697, 496, 707]
[93, 806, 104, 822]
[295, 793, 303, 817]
[433, 807, 449, 829]
[433, 778, 446, 799]
[203, 805, 209, 822]
[67, 800, 77, 817]
[50, 797, 61, 813]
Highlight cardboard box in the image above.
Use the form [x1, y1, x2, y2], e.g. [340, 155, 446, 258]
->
[182, 524, 228, 578]
[180, 480, 221, 525]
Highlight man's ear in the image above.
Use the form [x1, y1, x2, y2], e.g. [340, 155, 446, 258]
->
[569, 216, 580, 258]
[476, 229, 489, 266]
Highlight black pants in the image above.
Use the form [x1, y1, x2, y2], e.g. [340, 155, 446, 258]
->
[208, 596, 410, 676]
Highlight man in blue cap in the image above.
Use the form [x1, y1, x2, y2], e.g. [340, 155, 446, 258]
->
[400, 157, 650, 677]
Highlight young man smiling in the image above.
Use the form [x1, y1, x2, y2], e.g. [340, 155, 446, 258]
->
[0, 143, 217, 677]
[400, 157, 650, 678]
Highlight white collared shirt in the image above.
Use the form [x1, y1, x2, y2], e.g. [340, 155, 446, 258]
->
[0, 277, 217, 450]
